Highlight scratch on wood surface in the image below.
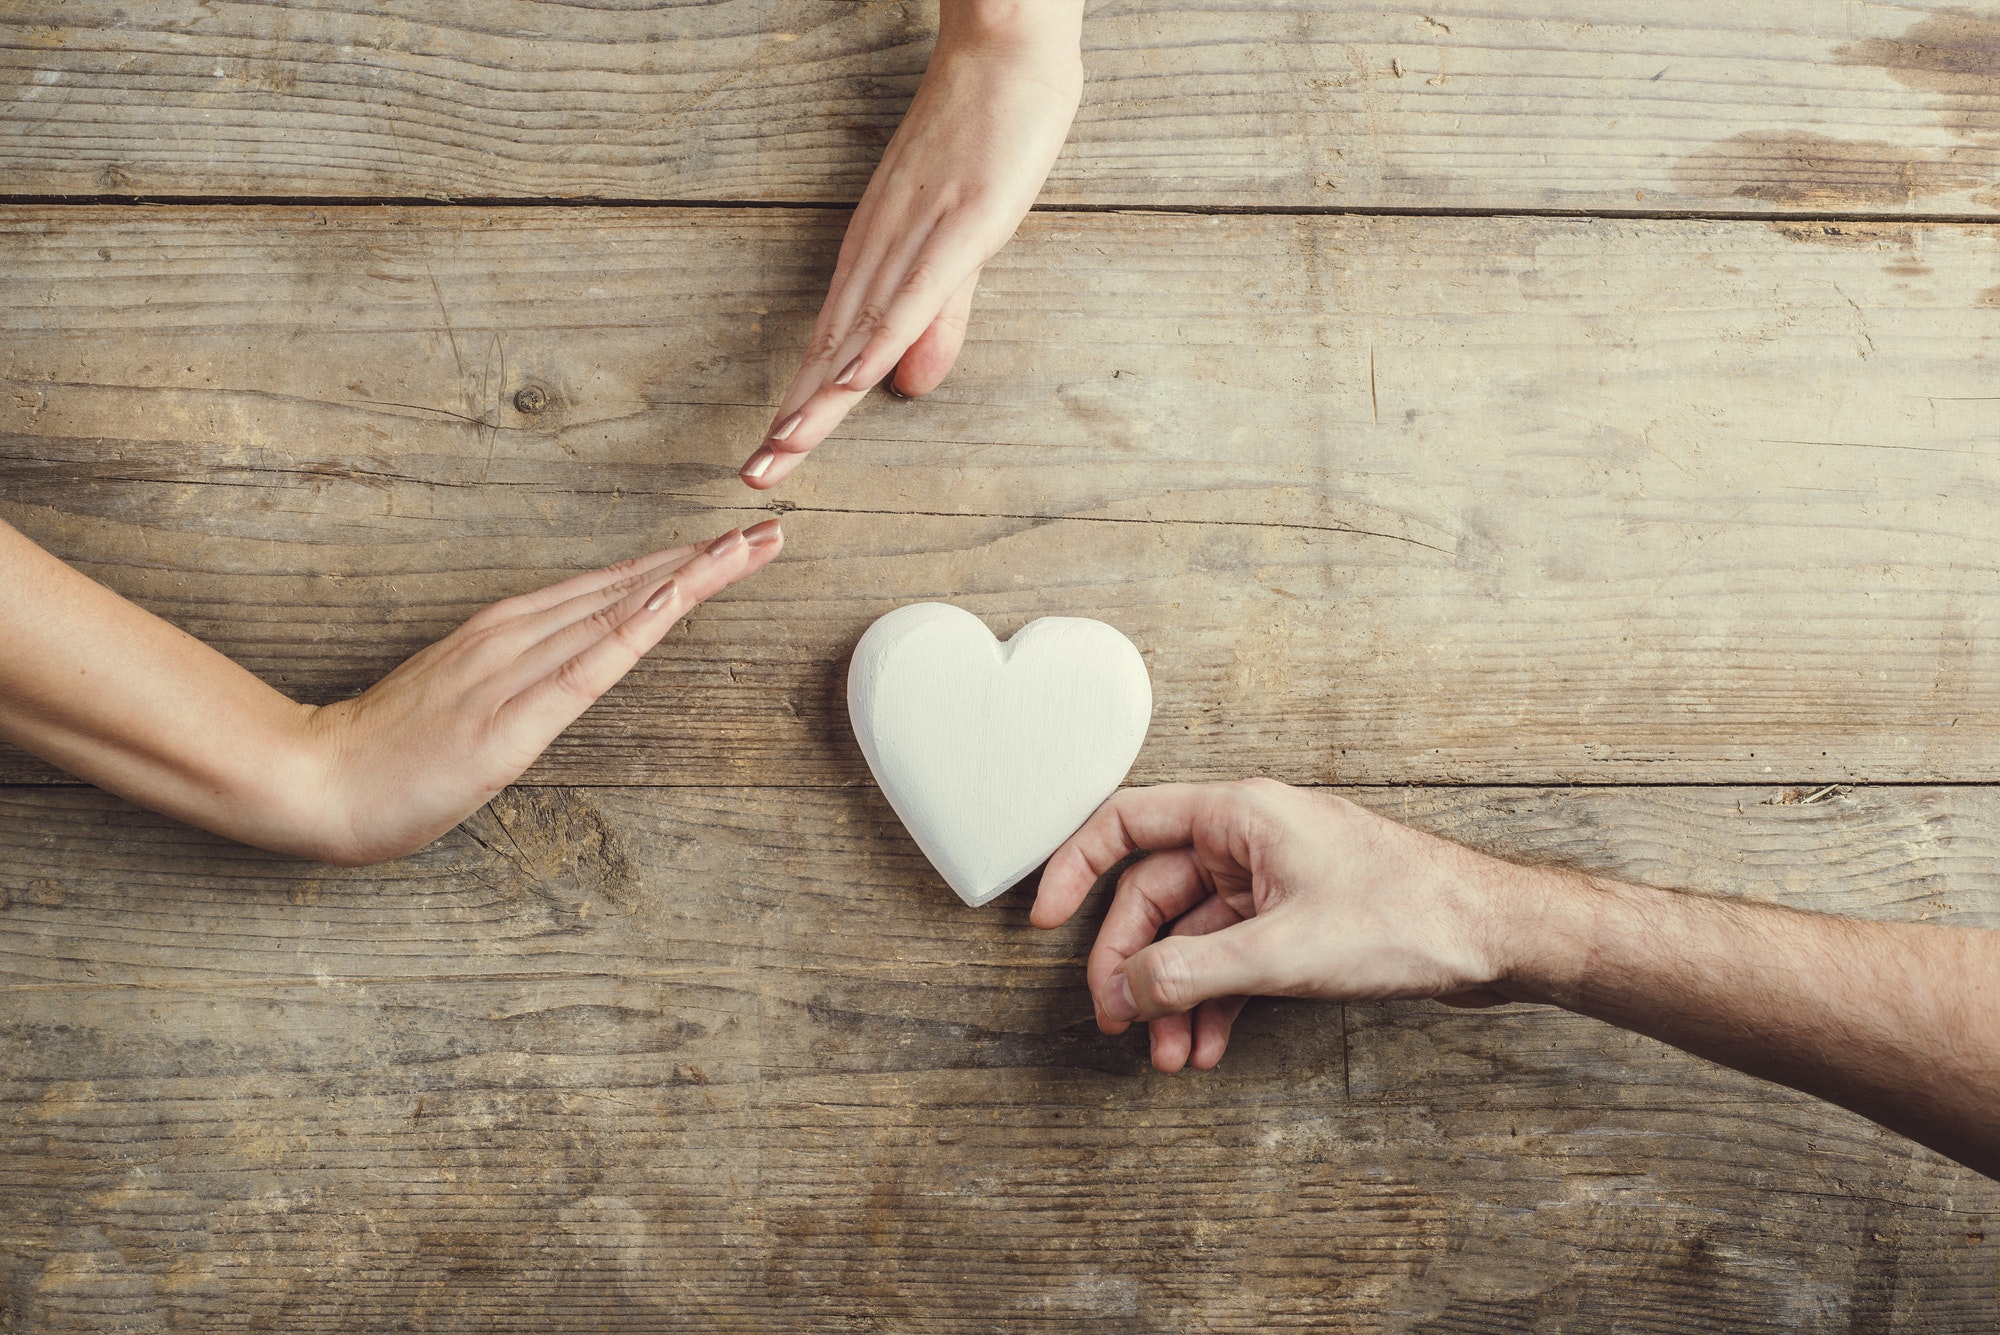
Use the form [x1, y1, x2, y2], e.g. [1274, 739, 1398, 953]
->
[1369, 345, 1379, 425]
[422, 260, 465, 377]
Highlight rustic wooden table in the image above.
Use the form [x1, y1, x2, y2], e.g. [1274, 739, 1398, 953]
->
[3, 3, 1998, 1330]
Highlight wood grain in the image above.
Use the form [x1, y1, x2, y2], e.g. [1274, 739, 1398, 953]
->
[3, 2, 1998, 213]
[3, 781, 1997, 1331]
[4, 206, 1997, 786]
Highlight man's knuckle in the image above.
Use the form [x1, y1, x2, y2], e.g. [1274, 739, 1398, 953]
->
[1147, 949, 1197, 1011]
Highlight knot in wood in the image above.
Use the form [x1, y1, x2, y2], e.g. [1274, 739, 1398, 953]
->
[513, 385, 549, 414]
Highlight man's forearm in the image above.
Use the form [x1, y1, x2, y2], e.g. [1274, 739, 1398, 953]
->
[1494, 864, 2000, 1176]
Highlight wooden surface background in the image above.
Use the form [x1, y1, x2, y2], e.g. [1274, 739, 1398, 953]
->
[3, 2, 1999, 1330]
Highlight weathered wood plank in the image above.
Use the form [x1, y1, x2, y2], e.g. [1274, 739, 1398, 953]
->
[2, 2, 1996, 213]
[3, 782, 1997, 1330]
[5, 206, 1996, 786]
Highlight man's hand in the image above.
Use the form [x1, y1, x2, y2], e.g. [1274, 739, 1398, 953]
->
[1031, 779, 1527, 1073]
[740, 0, 1085, 489]
[1034, 777, 2000, 1180]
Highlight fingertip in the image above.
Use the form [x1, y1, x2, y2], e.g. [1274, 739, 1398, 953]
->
[741, 518, 785, 566]
[1189, 1007, 1233, 1070]
[745, 448, 806, 490]
[1028, 878, 1072, 930]
[1101, 971, 1139, 1024]
[1030, 848, 1086, 928]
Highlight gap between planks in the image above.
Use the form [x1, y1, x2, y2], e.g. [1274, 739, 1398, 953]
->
[2, 194, 1999, 226]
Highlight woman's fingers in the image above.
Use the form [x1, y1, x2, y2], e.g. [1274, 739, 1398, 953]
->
[496, 520, 783, 747]
[496, 542, 715, 694]
[740, 225, 989, 490]
[894, 268, 980, 398]
[476, 543, 702, 623]
[821, 225, 992, 398]
[481, 544, 705, 669]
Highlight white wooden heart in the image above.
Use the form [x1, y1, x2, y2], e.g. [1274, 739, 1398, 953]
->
[847, 603, 1153, 908]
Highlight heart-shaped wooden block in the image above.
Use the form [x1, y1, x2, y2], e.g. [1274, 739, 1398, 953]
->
[847, 603, 1154, 907]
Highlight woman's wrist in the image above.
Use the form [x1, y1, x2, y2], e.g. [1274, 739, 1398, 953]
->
[938, 0, 1086, 62]
[216, 697, 354, 864]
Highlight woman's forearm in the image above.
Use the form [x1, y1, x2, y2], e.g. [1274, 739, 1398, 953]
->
[0, 521, 331, 856]
[1499, 868, 2000, 1176]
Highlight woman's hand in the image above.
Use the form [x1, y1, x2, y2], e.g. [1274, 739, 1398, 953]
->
[306, 520, 783, 864]
[740, 0, 1085, 489]
[1031, 779, 1528, 1073]
[0, 517, 781, 868]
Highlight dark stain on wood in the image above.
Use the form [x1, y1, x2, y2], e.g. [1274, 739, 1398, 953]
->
[1837, 10, 2000, 142]
[1677, 131, 1981, 207]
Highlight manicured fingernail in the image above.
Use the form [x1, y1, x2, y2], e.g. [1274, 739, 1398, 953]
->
[745, 518, 783, 546]
[1104, 974, 1138, 1022]
[833, 354, 865, 387]
[643, 579, 678, 613]
[706, 528, 744, 557]
[885, 380, 911, 400]
[742, 448, 776, 481]
[768, 412, 802, 443]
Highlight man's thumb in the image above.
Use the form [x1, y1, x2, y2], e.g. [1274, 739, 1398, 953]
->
[1118, 916, 1288, 1020]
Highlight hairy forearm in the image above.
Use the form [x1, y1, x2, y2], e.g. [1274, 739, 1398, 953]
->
[0, 522, 330, 857]
[1493, 865, 2000, 1177]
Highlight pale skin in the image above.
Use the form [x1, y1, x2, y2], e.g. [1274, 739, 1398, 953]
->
[0, 518, 782, 866]
[740, 0, 1087, 489]
[1032, 778, 2000, 1180]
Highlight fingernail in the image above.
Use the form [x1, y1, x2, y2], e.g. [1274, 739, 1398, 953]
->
[745, 517, 783, 546]
[832, 354, 865, 387]
[768, 412, 802, 443]
[885, 380, 911, 400]
[643, 579, 678, 614]
[706, 528, 745, 557]
[1104, 973, 1138, 1022]
[742, 448, 776, 481]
